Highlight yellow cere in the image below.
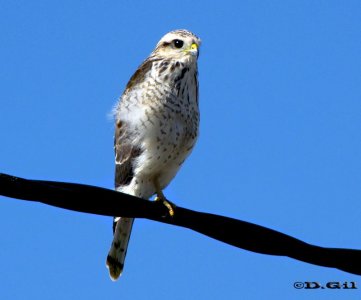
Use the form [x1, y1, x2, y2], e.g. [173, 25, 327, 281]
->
[191, 43, 198, 50]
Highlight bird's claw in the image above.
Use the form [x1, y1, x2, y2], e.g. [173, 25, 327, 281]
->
[155, 196, 176, 218]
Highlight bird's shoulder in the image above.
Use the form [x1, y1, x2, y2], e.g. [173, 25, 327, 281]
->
[124, 56, 161, 92]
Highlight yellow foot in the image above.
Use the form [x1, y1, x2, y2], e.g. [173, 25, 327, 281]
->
[153, 178, 175, 217]
[155, 196, 175, 217]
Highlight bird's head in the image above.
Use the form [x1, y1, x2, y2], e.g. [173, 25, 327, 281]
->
[153, 29, 201, 61]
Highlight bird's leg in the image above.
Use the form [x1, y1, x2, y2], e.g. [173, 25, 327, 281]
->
[153, 178, 175, 217]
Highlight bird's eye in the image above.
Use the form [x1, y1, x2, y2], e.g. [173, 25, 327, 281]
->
[173, 39, 184, 48]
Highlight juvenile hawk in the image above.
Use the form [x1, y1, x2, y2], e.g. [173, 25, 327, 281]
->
[106, 29, 201, 280]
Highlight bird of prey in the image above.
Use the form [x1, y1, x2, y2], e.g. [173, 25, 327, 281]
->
[106, 29, 201, 280]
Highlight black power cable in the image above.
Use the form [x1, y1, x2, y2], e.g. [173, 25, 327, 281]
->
[1, 173, 360, 276]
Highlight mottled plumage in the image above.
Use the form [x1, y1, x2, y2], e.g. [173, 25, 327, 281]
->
[106, 29, 201, 280]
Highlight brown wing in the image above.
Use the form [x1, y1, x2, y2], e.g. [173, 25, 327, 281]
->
[114, 57, 159, 188]
[114, 119, 141, 189]
[124, 56, 161, 92]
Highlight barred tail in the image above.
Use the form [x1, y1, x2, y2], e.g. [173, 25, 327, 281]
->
[106, 217, 134, 280]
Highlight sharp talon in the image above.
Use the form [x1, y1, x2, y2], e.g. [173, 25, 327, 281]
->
[155, 196, 175, 217]
[153, 179, 175, 217]
[163, 200, 175, 217]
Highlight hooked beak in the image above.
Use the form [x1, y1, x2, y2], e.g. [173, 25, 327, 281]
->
[184, 43, 199, 58]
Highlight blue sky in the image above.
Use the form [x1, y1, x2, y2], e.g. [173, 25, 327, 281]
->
[1, 1, 361, 299]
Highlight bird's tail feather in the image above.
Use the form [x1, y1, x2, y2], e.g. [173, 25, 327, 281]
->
[106, 217, 134, 281]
